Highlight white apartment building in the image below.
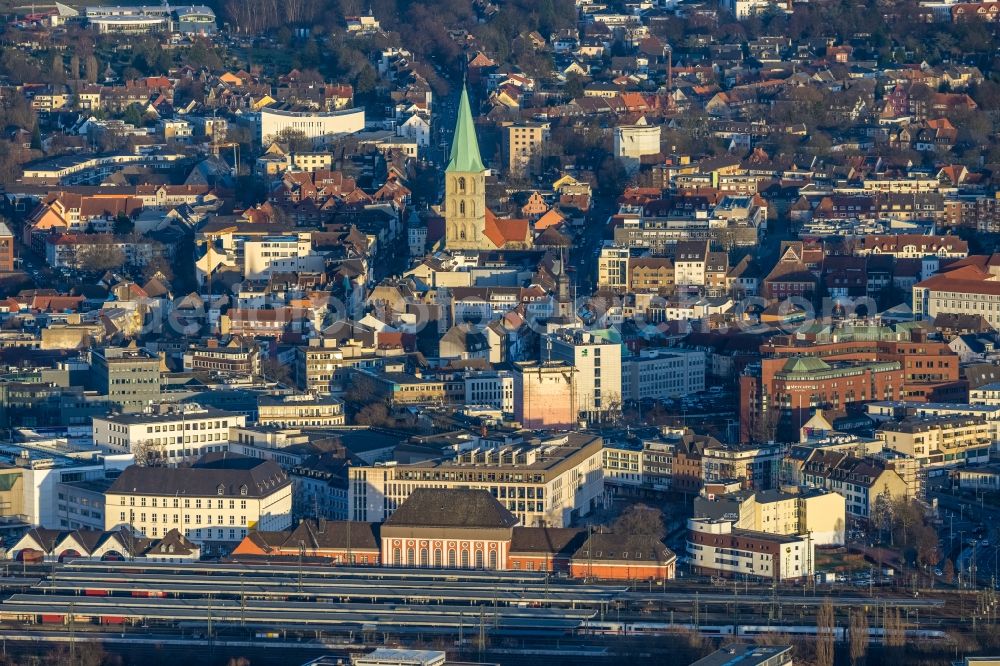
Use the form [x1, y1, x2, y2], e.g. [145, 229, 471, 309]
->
[92, 406, 245, 463]
[464, 371, 514, 413]
[621, 348, 706, 401]
[602, 444, 643, 488]
[243, 233, 324, 279]
[546, 328, 623, 419]
[349, 433, 604, 527]
[687, 518, 814, 581]
[597, 245, 630, 291]
[674, 240, 710, 287]
[971, 383, 1000, 406]
[105, 454, 292, 554]
[259, 106, 365, 146]
[702, 443, 785, 490]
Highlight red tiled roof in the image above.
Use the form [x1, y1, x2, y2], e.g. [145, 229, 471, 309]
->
[484, 209, 529, 248]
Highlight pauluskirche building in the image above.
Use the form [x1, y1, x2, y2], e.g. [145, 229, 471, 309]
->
[443, 86, 532, 252]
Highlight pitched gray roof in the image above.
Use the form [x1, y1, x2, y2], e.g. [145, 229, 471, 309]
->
[108, 453, 289, 498]
[384, 488, 518, 529]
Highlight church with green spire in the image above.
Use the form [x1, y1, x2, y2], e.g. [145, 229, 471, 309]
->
[443, 86, 531, 252]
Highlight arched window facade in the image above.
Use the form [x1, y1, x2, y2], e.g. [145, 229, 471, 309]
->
[475, 550, 484, 569]
[461, 549, 470, 569]
[434, 549, 442, 567]
[488, 550, 498, 570]
[448, 549, 457, 568]
[406, 547, 414, 565]
[419, 547, 428, 567]
[458, 177, 466, 193]
[392, 548, 401, 566]
[459, 201, 466, 215]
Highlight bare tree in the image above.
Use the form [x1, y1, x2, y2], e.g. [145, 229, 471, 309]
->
[76, 240, 125, 273]
[816, 598, 835, 666]
[612, 504, 666, 540]
[849, 607, 869, 666]
[131, 439, 166, 467]
[85, 54, 99, 83]
[883, 607, 906, 648]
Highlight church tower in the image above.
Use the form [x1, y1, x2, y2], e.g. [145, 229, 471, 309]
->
[444, 86, 487, 251]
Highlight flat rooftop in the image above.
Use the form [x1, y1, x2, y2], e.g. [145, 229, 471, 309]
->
[689, 644, 792, 666]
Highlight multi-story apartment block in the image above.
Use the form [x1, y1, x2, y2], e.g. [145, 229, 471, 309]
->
[348, 433, 604, 527]
[597, 245, 630, 291]
[876, 415, 992, 469]
[694, 488, 846, 546]
[701, 442, 785, 490]
[687, 518, 814, 581]
[243, 233, 323, 279]
[501, 122, 550, 176]
[800, 450, 909, 520]
[629, 257, 675, 293]
[295, 339, 389, 395]
[105, 454, 292, 555]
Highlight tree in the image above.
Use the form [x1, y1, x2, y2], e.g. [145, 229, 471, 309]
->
[355, 402, 390, 426]
[883, 607, 906, 648]
[122, 104, 144, 128]
[112, 213, 134, 235]
[261, 358, 293, 386]
[944, 558, 955, 584]
[849, 608, 869, 666]
[132, 439, 167, 467]
[85, 54, 100, 83]
[612, 503, 666, 540]
[76, 241, 125, 273]
[69, 54, 81, 81]
[49, 52, 64, 83]
[265, 127, 313, 151]
[816, 599, 835, 666]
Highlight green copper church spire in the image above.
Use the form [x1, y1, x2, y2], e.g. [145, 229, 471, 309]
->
[445, 85, 485, 173]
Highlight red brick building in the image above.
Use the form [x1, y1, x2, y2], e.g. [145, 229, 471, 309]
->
[740, 356, 905, 442]
[233, 489, 676, 581]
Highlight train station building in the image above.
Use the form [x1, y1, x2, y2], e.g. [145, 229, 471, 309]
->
[233, 488, 677, 581]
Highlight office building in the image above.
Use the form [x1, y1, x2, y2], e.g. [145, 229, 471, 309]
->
[89, 347, 161, 414]
[348, 432, 604, 527]
[259, 107, 365, 146]
[256, 394, 346, 427]
[546, 328, 623, 420]
[105, 453, 292, 555]
[621, 348, 706, 401]
[92, 406, 245, 462]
